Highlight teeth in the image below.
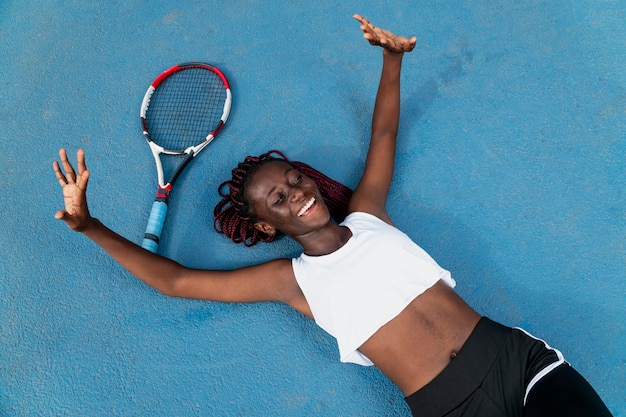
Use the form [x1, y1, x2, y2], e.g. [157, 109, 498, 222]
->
[298, 197, 316, 216]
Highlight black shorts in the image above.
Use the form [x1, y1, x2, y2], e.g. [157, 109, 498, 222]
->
[404, 317, 611, 417]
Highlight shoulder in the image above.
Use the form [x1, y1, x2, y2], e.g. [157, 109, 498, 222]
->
[268, 258, 312, 318]
[345, 210, 394, 227]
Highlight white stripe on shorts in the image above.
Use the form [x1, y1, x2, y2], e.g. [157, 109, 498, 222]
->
[514, 326, 568, 405]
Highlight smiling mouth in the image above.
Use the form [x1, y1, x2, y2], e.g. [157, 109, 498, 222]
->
[297, 197, 316, 216]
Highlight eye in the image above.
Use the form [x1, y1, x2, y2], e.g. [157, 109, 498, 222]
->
[292, 174, 302, 185]
[274, 193, 286, 205]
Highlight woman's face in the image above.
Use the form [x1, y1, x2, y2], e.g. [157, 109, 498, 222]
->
[244, 160, 331, 238]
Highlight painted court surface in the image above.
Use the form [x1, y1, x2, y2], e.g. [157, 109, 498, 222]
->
[1, 1, 624, 416]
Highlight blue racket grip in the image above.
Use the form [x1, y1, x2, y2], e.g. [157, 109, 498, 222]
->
[142, 200, 168, 253]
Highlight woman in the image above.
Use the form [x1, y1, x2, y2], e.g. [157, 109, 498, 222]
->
[53, 15, 613, 417]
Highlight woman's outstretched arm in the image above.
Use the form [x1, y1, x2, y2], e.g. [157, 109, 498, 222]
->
[53, 148, 191, 294]
[52, 149, 308, 314]
[348, 15, 416, 224]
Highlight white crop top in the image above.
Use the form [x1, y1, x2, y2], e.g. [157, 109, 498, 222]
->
[291, 212, 456, 366]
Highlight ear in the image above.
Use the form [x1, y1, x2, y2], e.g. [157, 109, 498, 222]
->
[254, 221, 276, 236]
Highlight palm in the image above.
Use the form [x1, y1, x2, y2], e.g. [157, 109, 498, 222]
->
[62, 182, 82, 216]
[371, 28, 415, 52]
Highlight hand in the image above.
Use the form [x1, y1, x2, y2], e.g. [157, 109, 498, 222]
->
[354, 14, 417, 53]
[53, 148, 93, 231]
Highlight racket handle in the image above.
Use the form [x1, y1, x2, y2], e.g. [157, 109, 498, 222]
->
[142, 200, 168, 253]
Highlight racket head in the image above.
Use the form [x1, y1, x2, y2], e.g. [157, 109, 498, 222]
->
[140, 62, 232, 153]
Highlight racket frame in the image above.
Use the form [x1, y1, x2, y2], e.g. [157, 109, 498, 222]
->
[139, 62, 232, 252]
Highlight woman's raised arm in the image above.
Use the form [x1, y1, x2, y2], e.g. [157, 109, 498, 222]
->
[348, 15, 416, 224]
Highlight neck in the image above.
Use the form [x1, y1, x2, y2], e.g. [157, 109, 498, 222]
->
[295, 222, 352, 256]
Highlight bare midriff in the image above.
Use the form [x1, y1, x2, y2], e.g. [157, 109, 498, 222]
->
[357, 280, 481, 396]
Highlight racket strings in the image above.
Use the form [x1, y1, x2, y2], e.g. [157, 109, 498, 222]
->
[145, 68, 227, 151]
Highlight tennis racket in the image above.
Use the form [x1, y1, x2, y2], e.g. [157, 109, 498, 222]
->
[140, 62, 232, 253]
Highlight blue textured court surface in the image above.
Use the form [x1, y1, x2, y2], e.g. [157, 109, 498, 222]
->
[1, 1, 624, 416]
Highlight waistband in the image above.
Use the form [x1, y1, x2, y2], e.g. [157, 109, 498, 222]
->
[404, 316, 511, 417]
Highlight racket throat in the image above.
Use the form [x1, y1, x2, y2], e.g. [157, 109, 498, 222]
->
[156, 184, 172, 202]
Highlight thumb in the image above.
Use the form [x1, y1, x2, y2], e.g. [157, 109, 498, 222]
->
[54, 210, 72, 222]
[54, 209, 82, 231]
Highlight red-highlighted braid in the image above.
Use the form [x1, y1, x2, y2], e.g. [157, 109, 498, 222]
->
[213, 150, 352, 246]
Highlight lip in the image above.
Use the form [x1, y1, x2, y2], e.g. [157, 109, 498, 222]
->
[297, 196, 317, 217]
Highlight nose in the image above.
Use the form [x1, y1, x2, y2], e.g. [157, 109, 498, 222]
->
[289, 185, 304, 203]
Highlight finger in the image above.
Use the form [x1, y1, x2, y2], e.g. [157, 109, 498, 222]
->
[360, 23, 374, 36]
[76, 169, 90, 192]
[363, 20, 375, 32]
[405, 37, 417, 52]
[363, 35, 380, 47]
[55, 209, 79, 224]
[77, 149, 88, 176]
[356, 15, 374, 32]
[363, 31, 381, 43]
[59, 148, 77, 183]
[58, 148, 69, 166]
[353, 14, 368, 25]
[357, 16, 371, 26]
[53, 161, 69, 186]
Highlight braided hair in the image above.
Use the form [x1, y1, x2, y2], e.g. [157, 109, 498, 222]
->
[214, 150, 353, 246]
